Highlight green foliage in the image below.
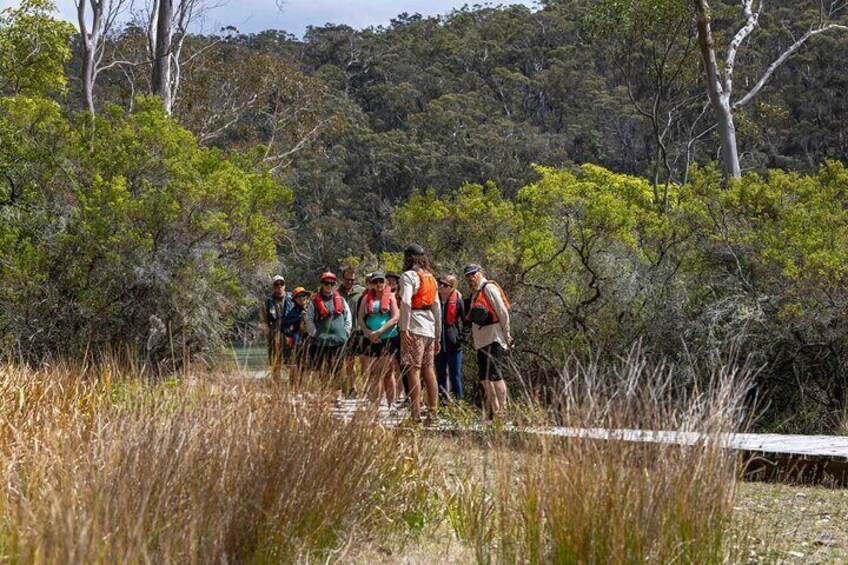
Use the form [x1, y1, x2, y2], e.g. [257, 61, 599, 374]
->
[0, 95, 292, 361]
[0, 0, 73, 96]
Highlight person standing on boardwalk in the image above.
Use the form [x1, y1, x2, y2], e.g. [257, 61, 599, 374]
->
[386, 271, 407, 403]
[262, 275, 293, 382]
[398, 244, 441, 424]
[305, 272, 352, 387]
[464, 264, 512, 420]
[339, 265, 366, 397]
[358, 271, 400, 407]
[435, 275, 466, 401]
[284, 286, 311, 390]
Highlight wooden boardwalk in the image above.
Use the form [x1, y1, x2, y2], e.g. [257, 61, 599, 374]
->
[326, 398, 848, 485]
[241, 368, 848, 485]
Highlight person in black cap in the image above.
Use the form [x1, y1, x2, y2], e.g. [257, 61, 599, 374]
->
[464, 263, 512, 420]
[398, 244, 441, 423]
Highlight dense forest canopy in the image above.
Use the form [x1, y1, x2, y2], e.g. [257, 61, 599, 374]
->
[2, 0, 848, 431]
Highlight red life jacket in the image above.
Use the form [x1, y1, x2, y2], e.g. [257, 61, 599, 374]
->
[314, 290, 344, 320]
[411, 268, 437, 309]
[445, 289, 459, 326]
[364, 286, 393, 315]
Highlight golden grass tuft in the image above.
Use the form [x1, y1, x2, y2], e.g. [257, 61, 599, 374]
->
[443, 348, 754, 564]
[0, 360, 433, 562]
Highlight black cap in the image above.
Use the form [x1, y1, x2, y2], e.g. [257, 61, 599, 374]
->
[371, 271, 386, 282]
[404, 243, 425, 255]
[385, 271, 400, 280]
[463, 263, 482, 277]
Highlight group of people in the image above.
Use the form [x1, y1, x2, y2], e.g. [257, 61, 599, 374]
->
[262, 244, 512, 422]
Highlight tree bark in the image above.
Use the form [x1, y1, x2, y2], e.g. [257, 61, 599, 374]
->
[692, 0, 741, 179]
[151, 0, 173, 113]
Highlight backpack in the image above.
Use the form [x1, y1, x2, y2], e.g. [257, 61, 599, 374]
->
[469, 281, 510, 327]
[411, 268, 438, 309]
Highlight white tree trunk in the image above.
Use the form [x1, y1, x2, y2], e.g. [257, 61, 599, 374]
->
[693, 0, 741, 179]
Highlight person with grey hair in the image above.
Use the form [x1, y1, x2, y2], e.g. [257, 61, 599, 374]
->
[464, 264, 512, 420]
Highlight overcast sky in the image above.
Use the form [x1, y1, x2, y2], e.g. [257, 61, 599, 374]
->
[2, 0, 537, 37]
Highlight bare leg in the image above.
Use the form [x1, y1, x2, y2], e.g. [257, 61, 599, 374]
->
[365, 357, 384, 403]
[493, 380, 508, 415]
[383, 358, 396, 408]
[408, 366, 422, 422]
[481, 379, 496, 419]
[422, 365, 439, 422]
[345, 355, 357, 395]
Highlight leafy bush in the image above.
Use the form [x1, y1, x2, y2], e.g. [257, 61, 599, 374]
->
[0, 96, 291, 362]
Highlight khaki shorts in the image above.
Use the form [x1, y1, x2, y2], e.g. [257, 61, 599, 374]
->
[402, 333, 436, 368]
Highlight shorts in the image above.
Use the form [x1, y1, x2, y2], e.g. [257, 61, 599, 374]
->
[389, 335, 402, 364]
[477, 342, 505, 382]
[309, 342, 344, 373]
[281, 336, 302, 365]
[267, 332, 284, 366]
[401, 333, 435, 368]
[362, 337, 399, 358]
[346, 332, 366, 356]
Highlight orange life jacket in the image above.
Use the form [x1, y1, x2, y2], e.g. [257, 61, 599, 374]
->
[472, 281, 510, 324]
[411, 268, 438, 309]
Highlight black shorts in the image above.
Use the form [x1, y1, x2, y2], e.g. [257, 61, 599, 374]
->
[361, 337, 399, 358]
[309, 342, 344, 372]
[346, 332, 366, 356]
[477, 342, 506, 382]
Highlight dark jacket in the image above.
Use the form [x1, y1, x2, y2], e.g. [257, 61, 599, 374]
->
[440, 290, 468, 353]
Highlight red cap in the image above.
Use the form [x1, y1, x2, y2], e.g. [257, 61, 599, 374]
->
[320, 271, 337, 283]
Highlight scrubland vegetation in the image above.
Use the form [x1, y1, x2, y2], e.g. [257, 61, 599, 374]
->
[1, 349, 766, 563]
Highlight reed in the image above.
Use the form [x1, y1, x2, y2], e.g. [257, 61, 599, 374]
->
[444, 348, 754, 564]
[0, 360, 433, 562]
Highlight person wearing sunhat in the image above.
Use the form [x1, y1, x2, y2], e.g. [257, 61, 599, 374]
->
[464, 263, 512, 420]
[283, 286, 311, 390]
[398, 244, 442, 424]
[262, 274, 293, 382]
[305, 271, 352, 386]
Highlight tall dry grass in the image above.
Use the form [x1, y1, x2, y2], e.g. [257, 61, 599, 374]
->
[444, 348, 755, 564]
[0, 360, 434, 562]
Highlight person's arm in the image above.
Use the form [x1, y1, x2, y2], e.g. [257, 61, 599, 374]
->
[343, 299, 352, 336]
[487, 284, 512, 347]
[456, 296, 470, 341]
[378, 293, 401, 337]
[431, 292, 442, 347]
[305, 301, 317, 337]
[358, 295, 370, 334]
[399, 272, 415, 333]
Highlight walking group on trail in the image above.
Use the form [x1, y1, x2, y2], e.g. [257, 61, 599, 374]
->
[262, 244, 513, 423]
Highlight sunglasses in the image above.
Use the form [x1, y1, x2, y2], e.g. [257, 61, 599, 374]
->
[439, 282, 451, 288]
[273, 281, 285, 287]
[343, 277, 356, 283]
[322, 280, 336, 286]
